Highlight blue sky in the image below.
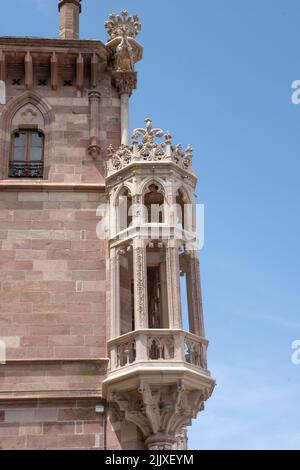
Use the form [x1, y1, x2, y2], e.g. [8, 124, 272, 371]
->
[1, 0, 300, 450]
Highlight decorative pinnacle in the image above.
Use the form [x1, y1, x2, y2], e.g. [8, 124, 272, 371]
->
[132, 118, 164, 144]
[105, 10, 142, 41]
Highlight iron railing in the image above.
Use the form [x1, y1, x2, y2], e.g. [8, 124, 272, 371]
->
[9, 162, 44, 178]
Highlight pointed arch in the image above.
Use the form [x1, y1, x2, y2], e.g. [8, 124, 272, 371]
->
[0, 91, 55, 179]
[138, 176, 167, 197]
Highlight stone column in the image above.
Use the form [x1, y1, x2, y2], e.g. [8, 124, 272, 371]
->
[110, 247, 120, 338]
[88, 90, 101, 159]
[185, 252, 205, 337]
[120, 93, 130, 145]
[166, 240, 182, 329]
[112, 72, 137, 146]
[58, 0, 81, 40]
[133, 238, 148, 330]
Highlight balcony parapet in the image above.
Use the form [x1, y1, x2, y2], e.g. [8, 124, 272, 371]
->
[107, 329, 209, 373]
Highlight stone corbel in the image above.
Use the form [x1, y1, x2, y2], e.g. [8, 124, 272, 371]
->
[0, 51, 6, 82]
[25, 51, 33, 90]
[50, 52, 58, 90]
[108, 379, 213, 450]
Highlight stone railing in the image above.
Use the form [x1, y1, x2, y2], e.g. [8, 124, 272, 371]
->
[106, 118, 194, 176]
[108, 329, 208, 371]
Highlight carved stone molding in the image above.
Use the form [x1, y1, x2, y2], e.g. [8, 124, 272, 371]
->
[109, 379, 213, 450]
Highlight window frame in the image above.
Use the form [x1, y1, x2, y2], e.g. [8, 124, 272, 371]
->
[10, 128, 45, 164]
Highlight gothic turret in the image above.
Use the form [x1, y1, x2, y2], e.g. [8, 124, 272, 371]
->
[103, 113, 215, 449]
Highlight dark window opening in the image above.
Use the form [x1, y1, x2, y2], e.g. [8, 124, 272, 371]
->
[144, 184, 165, 223]
[147, 266, 162, 328]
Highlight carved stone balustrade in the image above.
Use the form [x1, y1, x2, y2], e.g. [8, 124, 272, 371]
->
[106, 118, 195, 177]
[117, 340, 136, 367]
[108, 329, 209, 372]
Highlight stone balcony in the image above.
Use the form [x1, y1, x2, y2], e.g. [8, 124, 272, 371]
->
[108, 329, 208, 372]
[103, 329, 215, 449]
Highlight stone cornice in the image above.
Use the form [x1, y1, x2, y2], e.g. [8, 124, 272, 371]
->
[0, 182, 106, 192]
[0, 37, 107, 60]
[2, 357, 109, 364]
[0, 390, 103, 401]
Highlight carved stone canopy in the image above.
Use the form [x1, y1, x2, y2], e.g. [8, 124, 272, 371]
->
[106, 118, 194, 176]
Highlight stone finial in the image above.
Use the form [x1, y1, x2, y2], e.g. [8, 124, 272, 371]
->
[133, 118, 164, 145]
[105, 10, 141, 41]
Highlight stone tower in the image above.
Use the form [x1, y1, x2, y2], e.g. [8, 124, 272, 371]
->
[0, 2, 215, 450]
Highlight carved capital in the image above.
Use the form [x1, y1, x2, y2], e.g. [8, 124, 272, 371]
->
[88, 90, 101, 102]
[112, 71, 137, 96]
[88, 143, 101, 160]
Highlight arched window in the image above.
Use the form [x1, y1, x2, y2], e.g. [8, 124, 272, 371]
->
[176, 189, 185, 229]
[9, 129, 44, 178]
[116, 187, 132, 233]
[144, 183, 165, 223]
[176, 187, 193, 232]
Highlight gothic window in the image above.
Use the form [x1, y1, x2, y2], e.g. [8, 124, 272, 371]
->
[176, 189, 185, 229]
[176, 187, 194, 232]
[144, 183, 165, 224]
[9, 129, 44, 178]
[116, 187, 132, 233]
[146, 243, 169, 329]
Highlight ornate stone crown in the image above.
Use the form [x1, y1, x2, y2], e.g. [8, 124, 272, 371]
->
[107, 118, 194, 176]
